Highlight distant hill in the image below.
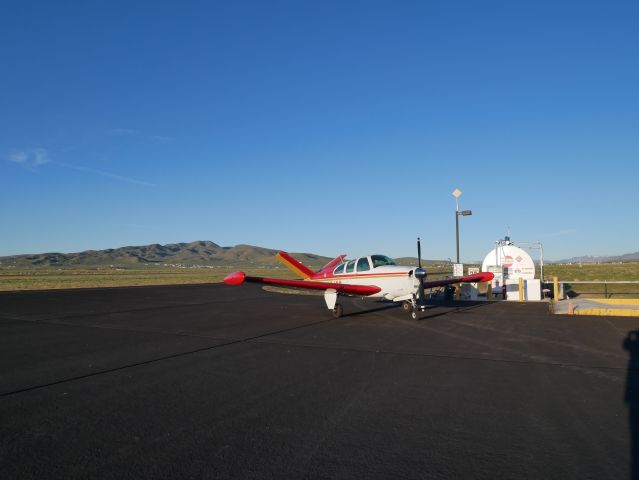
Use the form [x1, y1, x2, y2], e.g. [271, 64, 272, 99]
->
[556, 251, 639, 263]
[0, 241, 454, 270]
[9, 241, 635, 269]
[0, 241, 333, 269]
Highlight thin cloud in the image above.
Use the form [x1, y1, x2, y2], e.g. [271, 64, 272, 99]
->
[108, 128, 173, 143]
[109, 128, 140, 136]
[2, 148, 50, 168]
[149, 134, 173, 142]
[4, 147, 156, 187]
[54, 161, 157, 187]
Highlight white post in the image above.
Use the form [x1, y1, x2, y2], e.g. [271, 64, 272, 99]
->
[539, 241, 544, 281]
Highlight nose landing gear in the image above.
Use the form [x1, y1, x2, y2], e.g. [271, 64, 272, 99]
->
[405, 296, 428, 320]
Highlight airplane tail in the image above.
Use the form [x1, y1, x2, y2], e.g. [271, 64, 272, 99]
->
[319, 255, 347, 274]
[276, 252, 315, 279]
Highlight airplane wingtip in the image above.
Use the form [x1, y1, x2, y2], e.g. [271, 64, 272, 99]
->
[223, 271, 246, 286]
[481, 272, 495, 282]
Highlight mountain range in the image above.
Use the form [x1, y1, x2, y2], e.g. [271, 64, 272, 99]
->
[0, 241, 333, 269]
[556, 252, 639, 263]
[1, 240, 637, 268]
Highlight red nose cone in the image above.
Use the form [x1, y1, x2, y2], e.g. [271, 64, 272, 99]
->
[223, 271, 246, 285]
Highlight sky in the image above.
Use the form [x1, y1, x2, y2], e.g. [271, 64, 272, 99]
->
[1, 0, 638, 262]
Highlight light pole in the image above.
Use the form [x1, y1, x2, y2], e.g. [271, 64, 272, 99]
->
[452, 188, 472, 263]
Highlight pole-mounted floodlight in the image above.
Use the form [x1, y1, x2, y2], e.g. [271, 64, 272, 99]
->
[452, 189, 472, 263]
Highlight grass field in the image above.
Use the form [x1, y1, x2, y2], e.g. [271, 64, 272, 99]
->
[542, 263, 639, 298]
[543, 263, 639, 281]
[1, 263, 637, 295]
[0, 266, 287, 292]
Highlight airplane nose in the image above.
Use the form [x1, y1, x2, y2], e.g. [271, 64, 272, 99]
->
[414, 267, 426, 280]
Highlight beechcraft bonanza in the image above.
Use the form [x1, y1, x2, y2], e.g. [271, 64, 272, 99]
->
[223, 238, 494, 319]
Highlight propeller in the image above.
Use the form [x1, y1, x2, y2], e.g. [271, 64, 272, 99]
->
[414, 237, 427, 303]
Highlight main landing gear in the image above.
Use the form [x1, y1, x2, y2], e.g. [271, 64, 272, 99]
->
[325, 289, 342, 318]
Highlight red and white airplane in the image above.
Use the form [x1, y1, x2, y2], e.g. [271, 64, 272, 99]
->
[224, 239, 493, 319]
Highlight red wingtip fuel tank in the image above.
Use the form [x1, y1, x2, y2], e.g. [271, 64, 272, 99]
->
[223, 271, 246, 286]
[474, 272, 495, 283]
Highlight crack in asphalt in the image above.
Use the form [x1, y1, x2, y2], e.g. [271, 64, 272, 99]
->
[0, 315, 340, 398]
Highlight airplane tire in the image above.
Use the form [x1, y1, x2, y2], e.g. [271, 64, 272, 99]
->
[332, 304, 343, 318]
[402, 301, 412, 313]
[411, 310, 418, 320]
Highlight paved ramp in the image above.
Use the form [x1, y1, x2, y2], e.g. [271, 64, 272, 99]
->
[2, 285, 639, 479]
[555, 297, 639, 316]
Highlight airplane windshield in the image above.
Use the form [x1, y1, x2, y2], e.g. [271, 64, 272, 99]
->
[345, 260, 356, 273]
[371, 255, 396, 268]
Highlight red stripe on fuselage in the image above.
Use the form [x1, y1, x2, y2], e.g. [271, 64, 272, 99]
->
[310, 271, 409, 282]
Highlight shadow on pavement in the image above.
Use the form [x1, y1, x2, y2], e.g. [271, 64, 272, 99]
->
[416, 301, 491, 321]
[341, 302, 400, 318]
[624, 330, 639, 480]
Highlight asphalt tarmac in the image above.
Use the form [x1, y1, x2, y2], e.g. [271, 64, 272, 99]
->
[2, 283, 639, 479]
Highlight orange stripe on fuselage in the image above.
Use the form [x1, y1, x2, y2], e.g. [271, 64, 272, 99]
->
[309, 272, 408, 283]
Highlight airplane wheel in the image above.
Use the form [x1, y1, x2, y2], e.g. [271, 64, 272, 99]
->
[332, 304, 343, 318]
[411, 310, 418, 320]
[402, 301, 412, 313]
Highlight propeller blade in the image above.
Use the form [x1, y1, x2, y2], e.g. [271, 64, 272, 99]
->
[414, 237, 427, 304]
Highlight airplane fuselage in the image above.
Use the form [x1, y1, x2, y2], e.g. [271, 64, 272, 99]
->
[307, 255, 419, 302]
[309, 264, 417, 301]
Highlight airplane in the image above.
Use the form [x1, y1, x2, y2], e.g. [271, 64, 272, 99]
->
[223, 238, 494, 319]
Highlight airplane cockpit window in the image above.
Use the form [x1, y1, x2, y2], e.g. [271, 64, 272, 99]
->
[334, 263, 345, 275]
[371, 255, 397, 268]
[356, 257, 370, 272]
[345, 260, 356, 273]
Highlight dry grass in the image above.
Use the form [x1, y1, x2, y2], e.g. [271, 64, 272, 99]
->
[543, 263, 639, 298]
[0, 266, 287, 292]
[543, 263, 639, 281]
[2, 262, 637, 295]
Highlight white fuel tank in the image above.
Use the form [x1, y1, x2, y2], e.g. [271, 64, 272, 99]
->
[481, 244, 535, 281]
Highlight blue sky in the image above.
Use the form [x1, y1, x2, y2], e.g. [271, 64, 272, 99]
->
[1, 0, 638, 262]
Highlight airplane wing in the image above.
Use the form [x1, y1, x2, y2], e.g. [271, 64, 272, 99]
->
[422, 272, 494, 289]
[223, 271, 381, 296]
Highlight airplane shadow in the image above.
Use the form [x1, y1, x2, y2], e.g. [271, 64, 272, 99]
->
[414, 301, 490, 321]
[341, 299, 490, 320]
[341, 302, 400, 318]
[624, 330, 639, 479]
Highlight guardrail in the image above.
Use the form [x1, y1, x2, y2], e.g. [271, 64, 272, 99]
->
[543, 280, 639, 299]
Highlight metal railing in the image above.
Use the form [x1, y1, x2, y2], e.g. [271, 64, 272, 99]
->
[545, 280, 639, 299]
